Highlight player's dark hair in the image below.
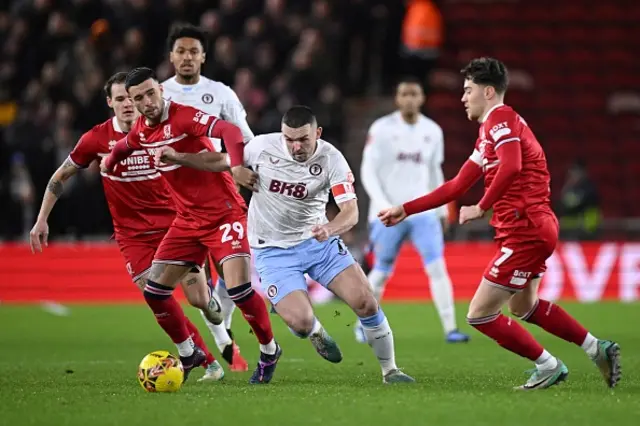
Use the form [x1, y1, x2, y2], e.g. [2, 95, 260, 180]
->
[125, 67, 157, 91]
[461, 57, 509, 94]
[282, 105, 317, 128]
[167, 23, 207, 52]
[395, 75, 423, 91]
[104, 72, 128, 98]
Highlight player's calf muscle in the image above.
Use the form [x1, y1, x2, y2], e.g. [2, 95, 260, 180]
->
[181, 272, 209, 309]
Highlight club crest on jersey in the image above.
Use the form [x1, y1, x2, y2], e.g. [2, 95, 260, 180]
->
[267, 285, 278, 298]
[108, 140, 117, 150]
[309, 163, 322, 176]
[163, 125, 173, 140]
[138, 132, 146, 142]
[202, 93, 214, 104]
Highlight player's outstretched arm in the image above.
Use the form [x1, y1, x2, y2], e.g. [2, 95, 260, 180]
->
[312, 199, 359, 242]
[30, 158, 79, 253]
[154, 146, 230, 172]
[394, 159, 483, 219]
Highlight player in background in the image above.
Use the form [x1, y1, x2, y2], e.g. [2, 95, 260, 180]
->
[154, 106, 416, 384]
[358, 76, 469, 344]
[379, 58, 621, 390]
[161, 23, 251, 372]
[103, 68, 281, 384]
[29, 72, 225, 382]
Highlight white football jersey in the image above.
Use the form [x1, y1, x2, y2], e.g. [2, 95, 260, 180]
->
[244, 133, 357, 249]
[361, 111, 447, 221]
[162, 75, 254, 150]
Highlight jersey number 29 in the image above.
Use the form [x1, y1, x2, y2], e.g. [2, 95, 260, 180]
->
[220, 222, 244, 242]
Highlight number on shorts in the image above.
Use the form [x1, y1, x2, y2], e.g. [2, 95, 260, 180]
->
[220, 221, 244, 242]
[494, 247, 513, 266]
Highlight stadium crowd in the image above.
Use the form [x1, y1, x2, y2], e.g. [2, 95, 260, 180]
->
[0, 0, 408, 241]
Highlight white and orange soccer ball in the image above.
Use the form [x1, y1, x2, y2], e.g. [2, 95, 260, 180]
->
[137, 350, 184, 393]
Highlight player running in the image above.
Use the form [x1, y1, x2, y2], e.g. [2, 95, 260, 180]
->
[155, 106, 416, 385]
[379, 57, 621, 390]
[29, 72, 225, 382]
[359, 76, 469, 344]
[161, 22, 252, 372]
[102, 67, 281, 384]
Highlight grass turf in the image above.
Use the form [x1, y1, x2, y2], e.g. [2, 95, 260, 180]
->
[0, 302, 638, 426]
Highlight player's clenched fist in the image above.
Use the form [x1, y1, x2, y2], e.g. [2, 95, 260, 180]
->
[99, 156, 113, 173]
[377, 206, 407, 227]
[311, 224, 331, 242]
[153, 146, 177, 167]
[458, 204, 484, 224]
[231, 166, 259, 192]
[29, 220, 49, 253]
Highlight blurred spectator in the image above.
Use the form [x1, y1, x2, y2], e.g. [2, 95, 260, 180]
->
[559, 161, 602, 239]
[0, 0, 391, 241]
[400, 0, 443, 93]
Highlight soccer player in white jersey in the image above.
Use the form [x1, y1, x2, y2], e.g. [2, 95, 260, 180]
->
[161, 23, 252, 372]
[358, 77, 470, 344]
[154, 106, 415, 384]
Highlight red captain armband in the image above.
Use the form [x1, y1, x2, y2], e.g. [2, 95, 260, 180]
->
[331, 182, 355, 198]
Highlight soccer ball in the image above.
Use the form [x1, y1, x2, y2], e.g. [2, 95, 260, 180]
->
[137, 350, 184, 393]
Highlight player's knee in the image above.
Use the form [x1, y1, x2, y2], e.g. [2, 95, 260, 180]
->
[352, 293, 378, 318]
[288, 315, 315, 338]
[507, 298, 536, 319]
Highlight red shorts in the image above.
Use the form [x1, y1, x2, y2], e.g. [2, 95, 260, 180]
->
[154, 212, 251, 269]
[483, 211, 559, 291]
[117, 231, 166, 282]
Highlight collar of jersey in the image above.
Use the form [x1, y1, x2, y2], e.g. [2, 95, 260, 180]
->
[480, 103, 505, 123]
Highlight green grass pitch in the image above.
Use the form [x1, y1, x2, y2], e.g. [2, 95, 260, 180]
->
[0, 302, 638, 426]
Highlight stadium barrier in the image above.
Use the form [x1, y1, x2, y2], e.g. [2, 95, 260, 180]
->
[0, 242, 638, 303]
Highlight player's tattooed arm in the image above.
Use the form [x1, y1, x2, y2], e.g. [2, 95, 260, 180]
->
[31, 158, 80, 253]
[46, 158, 78, 198]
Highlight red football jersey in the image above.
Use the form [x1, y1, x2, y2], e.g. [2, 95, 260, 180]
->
[469, 104, 553, 237]
[68, 117, 176, 239]
[125, 101, 246, 229]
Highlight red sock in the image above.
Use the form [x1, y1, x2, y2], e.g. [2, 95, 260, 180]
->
[227, 283, 274, 344]
[185, 318, 215, 366]
[143, 282, 190, 344]
[522, 299, 588, 346]
[468, 313, 544, 361]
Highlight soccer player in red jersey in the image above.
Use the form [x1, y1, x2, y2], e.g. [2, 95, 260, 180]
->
[102, 67, 280, 384]
[379, 58, 621, 390]
[29, 72, 225, 382]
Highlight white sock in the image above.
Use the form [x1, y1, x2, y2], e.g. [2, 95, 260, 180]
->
[199, 310, 232, 352]
[176, 336, 195, 357]
[581, 332, 598, 358]
[535, 350, 558, 370]
[310, 317, 323, 336]
[260, 338, 277, 355]
[362, 317, 398, 375]
[215, 283, 236, 329]
[426, 258, 457, 334]
[368, 269, 389, 301]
